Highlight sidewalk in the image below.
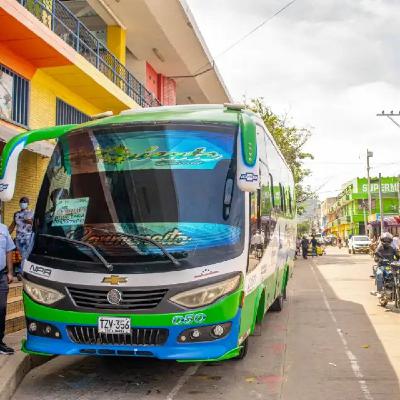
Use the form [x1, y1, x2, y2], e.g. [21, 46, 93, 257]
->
[0, 330, 51, 400]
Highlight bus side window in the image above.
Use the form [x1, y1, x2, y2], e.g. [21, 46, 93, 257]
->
[248, 190, 264, 272]
[269, 173, 275, 208]
[279, 183, 285, 213]
[260, 184, 273, 245]
[256, 125, 267, 163]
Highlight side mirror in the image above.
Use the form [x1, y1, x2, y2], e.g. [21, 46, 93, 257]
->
[236, 113, 259, 192]
[0, 124, 76, 202]
[0, 139, 27, 202]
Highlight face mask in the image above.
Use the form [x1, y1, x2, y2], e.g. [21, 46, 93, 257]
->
[20, 202, 28, 210]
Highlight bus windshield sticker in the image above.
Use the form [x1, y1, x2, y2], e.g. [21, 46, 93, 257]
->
[52, 197, 89, 227]
[88, 130, 232, 171]
[81, 223, 241, 254]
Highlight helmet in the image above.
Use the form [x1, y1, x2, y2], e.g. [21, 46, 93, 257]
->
[381, 232, 393, 248]
[381, 232, 393, 243]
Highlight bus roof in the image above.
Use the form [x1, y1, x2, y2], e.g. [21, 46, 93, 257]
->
[80, 104, 249, 131]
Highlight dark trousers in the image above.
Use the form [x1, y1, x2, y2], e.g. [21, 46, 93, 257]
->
[0, 273, 8, 343]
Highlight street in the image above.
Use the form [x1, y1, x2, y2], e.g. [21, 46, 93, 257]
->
[11, 248, 400, 400]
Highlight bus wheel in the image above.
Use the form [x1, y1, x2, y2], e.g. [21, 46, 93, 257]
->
[234, 338, 249, 360]
[270, 294, 283, 312]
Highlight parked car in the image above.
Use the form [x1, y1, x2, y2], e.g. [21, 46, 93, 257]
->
[348, 235, 371, 254]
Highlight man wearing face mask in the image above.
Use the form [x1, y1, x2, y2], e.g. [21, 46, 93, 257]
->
[9, 197, 34, 279]
[0, 210, 16, 354]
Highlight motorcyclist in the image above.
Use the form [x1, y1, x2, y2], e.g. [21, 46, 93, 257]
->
[374, 232, 399, 292]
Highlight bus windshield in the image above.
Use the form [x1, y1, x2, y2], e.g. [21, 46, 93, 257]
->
[30, 122, 245, 273]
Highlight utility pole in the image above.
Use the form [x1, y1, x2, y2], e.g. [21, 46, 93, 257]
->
[362, 200, 368, 236]
[378, 173, 384, 234]
[377, 111, 400, 129]
[366, 150, 373, 214]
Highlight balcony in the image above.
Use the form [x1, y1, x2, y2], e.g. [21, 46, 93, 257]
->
[17, 0, 160, 108]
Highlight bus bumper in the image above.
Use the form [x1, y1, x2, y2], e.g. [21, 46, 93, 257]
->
[23, 311, 242, 362]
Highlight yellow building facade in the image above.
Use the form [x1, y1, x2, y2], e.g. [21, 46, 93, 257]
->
[0, 0, 140, 226]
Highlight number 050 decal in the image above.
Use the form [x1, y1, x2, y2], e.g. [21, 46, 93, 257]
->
[172, 313, 207, 325]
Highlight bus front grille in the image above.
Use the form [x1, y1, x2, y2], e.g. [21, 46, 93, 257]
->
[67, 286, 168, 310]
[67, 325, 169, 346]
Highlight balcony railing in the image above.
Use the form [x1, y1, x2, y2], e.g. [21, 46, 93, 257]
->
[18, 0, 161, 108]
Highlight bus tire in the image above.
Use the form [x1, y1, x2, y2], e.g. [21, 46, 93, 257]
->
[234, 338, 249, 360]
[379, 297, 388, 307]
[270, 294, 283, 312]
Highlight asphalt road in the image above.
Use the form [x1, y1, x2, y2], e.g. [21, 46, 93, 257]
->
[12, 248, 400, 400]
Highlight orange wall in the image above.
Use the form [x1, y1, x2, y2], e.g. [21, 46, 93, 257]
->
[146, 62, 159, 98]
[158, 75, 176, 106]
[0, 42, 36, 79]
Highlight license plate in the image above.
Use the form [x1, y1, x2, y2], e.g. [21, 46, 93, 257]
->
[98, 317, 131, 334]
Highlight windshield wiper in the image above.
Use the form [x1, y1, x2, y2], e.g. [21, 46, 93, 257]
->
[39, 233, 114, 272]
[89, 228, 181, 267]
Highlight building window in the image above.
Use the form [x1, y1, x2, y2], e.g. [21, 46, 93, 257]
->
[56, 98, 90, 125]
[0, 64, 29, 127]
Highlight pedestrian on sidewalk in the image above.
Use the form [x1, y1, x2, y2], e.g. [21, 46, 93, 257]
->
[0, 219, 16, 355]
[311, 235, 318, 257]
[8, 197, 33, 280]
[301, 236, 309, 259]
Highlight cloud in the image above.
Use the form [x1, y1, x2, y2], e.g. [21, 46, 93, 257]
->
[186, 0, 400, 195]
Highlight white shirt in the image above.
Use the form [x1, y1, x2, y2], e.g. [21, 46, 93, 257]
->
[0, 223, 16, 270]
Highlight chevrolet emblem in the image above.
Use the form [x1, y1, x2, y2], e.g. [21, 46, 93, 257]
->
[102, 275, 127, 285]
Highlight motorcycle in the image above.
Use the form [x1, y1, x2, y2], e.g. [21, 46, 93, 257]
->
[375, 260, 400, 308]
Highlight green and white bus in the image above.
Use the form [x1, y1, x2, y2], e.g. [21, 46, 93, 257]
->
[0, 104, 296, 361]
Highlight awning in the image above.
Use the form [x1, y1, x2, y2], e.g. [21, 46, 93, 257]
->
[368, 216, 400, 227]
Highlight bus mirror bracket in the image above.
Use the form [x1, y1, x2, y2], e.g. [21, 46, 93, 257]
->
[236, 113, 259, 192]
[0, 124, 76, 202]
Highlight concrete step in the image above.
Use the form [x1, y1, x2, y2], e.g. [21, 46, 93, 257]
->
[5, 312, 25, 336]
[6, 282, 25, 335]
[6, 296, 23, 315]
[8, 282, 23, 300]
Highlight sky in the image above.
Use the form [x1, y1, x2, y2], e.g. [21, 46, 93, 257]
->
[185, 0, 400, 200]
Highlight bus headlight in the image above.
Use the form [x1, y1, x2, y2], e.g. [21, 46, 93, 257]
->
[170, 274, 241, 308]
[24, 280, 64, 305]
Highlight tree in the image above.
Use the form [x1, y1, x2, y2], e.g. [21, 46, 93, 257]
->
[248, 98, 314, 214]
[297, 221, 311, 236]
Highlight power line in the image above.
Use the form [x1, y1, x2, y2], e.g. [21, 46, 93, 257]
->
[303, 160, 400, 166]
[213, 0, 298, 60]
[171, 0, 299, 79]
[168, 64, 214, 79]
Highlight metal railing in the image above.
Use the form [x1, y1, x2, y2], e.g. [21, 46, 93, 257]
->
[18, 0, 161, 108]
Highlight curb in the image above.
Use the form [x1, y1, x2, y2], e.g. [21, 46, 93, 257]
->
[0, 352, 52, 400]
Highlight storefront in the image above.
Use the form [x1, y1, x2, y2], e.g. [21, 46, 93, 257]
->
[368, 216, 400, 238]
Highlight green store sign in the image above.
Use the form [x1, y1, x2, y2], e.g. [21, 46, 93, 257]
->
[357, 178, 399, 194]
